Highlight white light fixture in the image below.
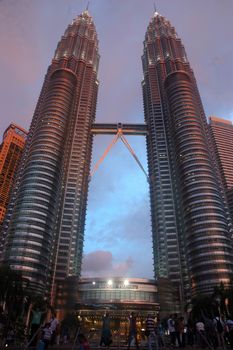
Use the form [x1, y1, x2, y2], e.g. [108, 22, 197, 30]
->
[124, 279, 129, 286]
[107, 279, 113, 286]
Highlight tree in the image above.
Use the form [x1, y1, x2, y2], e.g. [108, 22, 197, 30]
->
[186, 294, 214, 321]
[186, 282, 233, 322]
[0, 264, 29, 321]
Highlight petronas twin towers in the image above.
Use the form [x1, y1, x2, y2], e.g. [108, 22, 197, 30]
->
[2, 10, 233, 307]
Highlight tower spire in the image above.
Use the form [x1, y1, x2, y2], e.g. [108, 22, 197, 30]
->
[153, 2, 159, 16]
[86, 1, 90, 11]
[154, 2, 157, 12]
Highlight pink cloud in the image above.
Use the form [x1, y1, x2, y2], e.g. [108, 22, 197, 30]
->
[81, 250, 134, 278]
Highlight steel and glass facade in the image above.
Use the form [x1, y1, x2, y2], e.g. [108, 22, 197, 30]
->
[0, 124, 27, 225]
[209, 116, 233, 230]
[209, 116, 233, 190]
[3, 11, 99, 295]
[142, 12, 233, 297]
[227, 188, 233, 224]
[75, 278, 159, 345]
[142, 12, 187, 300]
[77, 278, 158, 305]
[2, 9, 233, 307]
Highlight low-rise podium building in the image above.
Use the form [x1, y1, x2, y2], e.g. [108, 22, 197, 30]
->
[74, 277, 159, 341]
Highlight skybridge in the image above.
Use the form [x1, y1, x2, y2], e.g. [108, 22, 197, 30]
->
[89, 122, 149, 182]
[91, 122, 148, 136]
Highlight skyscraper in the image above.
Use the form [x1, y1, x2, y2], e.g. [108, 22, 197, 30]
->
[228, 188, 233, 223]
[209, 116, 233, 225]
[209, 116, 233, 190]
[142, 11, 233, 298]
[3, 10, 99, 297]
[0, 124, 27, 225]
[2, 7, 233, 310]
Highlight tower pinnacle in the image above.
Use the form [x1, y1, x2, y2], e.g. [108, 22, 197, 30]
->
[153, 2, 159, 16]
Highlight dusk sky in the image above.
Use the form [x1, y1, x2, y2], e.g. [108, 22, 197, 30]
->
[0, 0, 233, 279]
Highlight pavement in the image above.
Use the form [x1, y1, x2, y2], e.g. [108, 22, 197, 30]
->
[2, 344, 217, 350]
[2, 338, 218, 350]
[27, 346, 214, 350]
[24, 344, 214, 350]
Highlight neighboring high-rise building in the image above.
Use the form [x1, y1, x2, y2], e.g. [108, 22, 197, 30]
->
[0, 124, 27, 225]
[3, 10, 99, 298]
[142, 11, 233, 298]
[209, 116, 233, 190]
[209, 116, 233, 224]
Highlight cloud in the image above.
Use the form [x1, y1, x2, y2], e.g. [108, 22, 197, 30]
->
[81, 250, 133, 277]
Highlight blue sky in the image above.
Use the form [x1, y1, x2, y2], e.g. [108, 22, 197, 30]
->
[0, 0, 232, 279]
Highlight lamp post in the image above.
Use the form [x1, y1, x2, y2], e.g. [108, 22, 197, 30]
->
[225, 298, 229, 318]
[214, 295, 221, 317]
[186, 302, 192, 322]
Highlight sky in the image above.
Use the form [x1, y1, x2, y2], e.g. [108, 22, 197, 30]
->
[0, 0, 233, 280]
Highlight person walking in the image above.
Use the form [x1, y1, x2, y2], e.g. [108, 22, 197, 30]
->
[213, 315, 226, 350]
[145, 314, 158, 350]
[226, 317, 233, 348]
[48, 312, 59, 345]
[173, 314, 180, 347]
[167, 314, 176, 346]
[100, 312, 112, 347]
[186, 318, 195, 346]
[78, 333, 90, 350]
[156, 317, 164, 348]
[196, 319, 206, 348]
[127, 312, 140, 350]
[37, 323, 52, 350]
[30, 308, 44, 345]
[176, 317, 185, 348]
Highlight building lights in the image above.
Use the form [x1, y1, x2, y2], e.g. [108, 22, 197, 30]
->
[124, 279, 129, 286]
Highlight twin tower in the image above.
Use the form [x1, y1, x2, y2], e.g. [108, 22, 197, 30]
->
[2, 10, 233, 306]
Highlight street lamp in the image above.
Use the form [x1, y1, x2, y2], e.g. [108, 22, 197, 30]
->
[225, 298, 229, 318]
[214, 294, 221, 316]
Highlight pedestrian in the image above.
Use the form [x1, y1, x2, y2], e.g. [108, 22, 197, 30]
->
[30, 307, 44, 345]
[100, 312, 112, 347]
[55, 321, 61, 345]
[226, 317, 233, 348]
[176, 316, 185, 348]
[62, 326, 69, 344]
[196, 319, 206, 348]
[5, 325, 15, 347]
[174, 314, 180, 347]
[145, 313, 158, 350]
[78, 333, 90, 350]
[49, 312, 59, 345]
[167, 314, 176, 346]
[213, 315, 226, 350]
[127, 312, 140, 350]
[204, 316, 217, 348]
[37, 322, 52, 350]
[186, 318, 195, 346]
[156, 317, 164, 348]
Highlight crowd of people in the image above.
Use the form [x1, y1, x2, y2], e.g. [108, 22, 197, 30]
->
[98, 311, 233, 350]
[1, 306, 233, 349]
[166, 313, 233, 349]
[0, 308, 65, 349]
